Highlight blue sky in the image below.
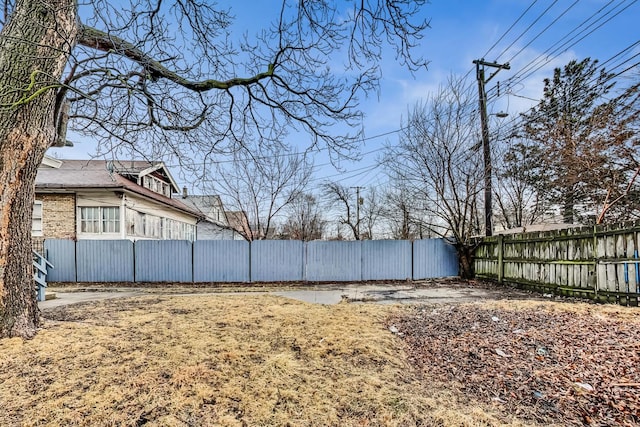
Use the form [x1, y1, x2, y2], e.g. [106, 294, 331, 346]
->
[50, 0, 640, 194]
[311, 0, 640, 191]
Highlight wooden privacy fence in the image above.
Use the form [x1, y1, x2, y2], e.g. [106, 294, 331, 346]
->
[474, 221, 640, 305]
[44, 238, 459, 284]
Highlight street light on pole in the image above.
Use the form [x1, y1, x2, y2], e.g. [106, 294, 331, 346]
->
[473, 59, 510, 237]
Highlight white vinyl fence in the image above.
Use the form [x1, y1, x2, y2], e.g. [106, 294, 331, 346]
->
[44, 238, 459, 283]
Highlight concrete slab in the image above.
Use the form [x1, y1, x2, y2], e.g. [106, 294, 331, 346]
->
[38, 291, 145, 309]
[273, 283, 509, 305]
[39, 281, 532, 310]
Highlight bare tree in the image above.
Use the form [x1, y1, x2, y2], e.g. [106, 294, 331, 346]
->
[494, 137, 551, 230]
[384, 76, 481, 278]
[360, 187, 384, 240]
[380, 186, 424, 240]
[322, 182, 361, 240]
[279, 193, 325, 241]
[591, 79, 640, 223]
[0, 0, 429, 338]
[322, 182, 383, 240]
[210, 146, 312, 241]
[519, 58, 640, 224]
[321, 183, 383, 240]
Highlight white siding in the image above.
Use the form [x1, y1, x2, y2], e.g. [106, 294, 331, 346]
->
[76, 192, 197, 241]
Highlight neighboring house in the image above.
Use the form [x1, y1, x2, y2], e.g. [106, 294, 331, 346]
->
[33, 156, 202, 247]
[222, 211, 276, 241]
[180, 194, 244, 240]
[225, 210, 251, 241]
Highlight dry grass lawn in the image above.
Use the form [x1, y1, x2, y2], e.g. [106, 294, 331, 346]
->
[0, 294, 530, 427]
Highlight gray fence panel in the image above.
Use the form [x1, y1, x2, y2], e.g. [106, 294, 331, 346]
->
[251, 240, 304, 282]
[362, 240, 412, 281]
[77, 240, 134, 282]
[193, 240, 250, 282]
[413, 239, 459, 279]
[44, 239, 76, 282]
[305, 241, 362, 281]
[135, 240, 193, 282]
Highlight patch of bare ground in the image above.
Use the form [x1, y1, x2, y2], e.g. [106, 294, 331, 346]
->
[388, 300, 640, 426]
[0, 295, 529, 426]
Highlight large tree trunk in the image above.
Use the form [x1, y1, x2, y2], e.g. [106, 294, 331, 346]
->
[0, 0, 77, 338]
[455, 243, 475, 280]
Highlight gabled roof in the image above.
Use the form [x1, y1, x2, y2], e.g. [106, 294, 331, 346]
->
[110, 160, 180, 193]
[35, 158, 201, 218]
[225, 210, 250, 234]
[180, 195, 228, 225]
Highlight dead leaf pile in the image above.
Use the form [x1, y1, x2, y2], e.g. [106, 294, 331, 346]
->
[388, 302, 640, 426]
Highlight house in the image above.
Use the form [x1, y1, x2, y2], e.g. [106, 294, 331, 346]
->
[33, 156, 202, 248]
[180, 194, 245, 240]
[225, 210, 251, 241]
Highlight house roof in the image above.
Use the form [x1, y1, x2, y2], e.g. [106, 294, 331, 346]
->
[225, 210, 250, 234]
[180, 195, 228, 225]
[35, 159, 201, 218]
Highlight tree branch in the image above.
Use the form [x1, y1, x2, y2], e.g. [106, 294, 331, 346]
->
[78, 24, 275, 92]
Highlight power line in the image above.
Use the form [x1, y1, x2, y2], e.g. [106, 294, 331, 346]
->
[161, 126, 407, 169]
[494, 0, 560, 62]
[483, 36, 640, 139]
[487, 0, 638, 101]
[482, 0, 540, 60]
[503, 0, 580, 65]
[505, 0, 626, 82]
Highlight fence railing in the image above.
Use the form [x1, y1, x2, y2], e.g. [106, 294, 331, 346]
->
[33, 250, 53, 301]
[45, 238, 459, 283]
[474, 221, 640, 305]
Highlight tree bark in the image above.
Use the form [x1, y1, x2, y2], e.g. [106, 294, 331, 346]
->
[455, 244, 475, 280]
[0, 0, 77, 338]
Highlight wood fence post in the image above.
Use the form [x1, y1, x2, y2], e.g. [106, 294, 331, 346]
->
[593, 225, 598, 298]
[497, 234, 504, 284]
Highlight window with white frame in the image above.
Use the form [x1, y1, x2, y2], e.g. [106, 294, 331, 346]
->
[102, 207, 120, 233]
[142, 174, 172, 198]
[123, 207, 193, 240]
[146, 214, 161, 238]
[32, 201, 43, 236]
[80, 207, 120, 234]
[126, 208, 136, 235]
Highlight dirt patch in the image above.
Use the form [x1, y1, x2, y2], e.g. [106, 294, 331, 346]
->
[388, 300, 640, 426]
[45, 278, 546, 307]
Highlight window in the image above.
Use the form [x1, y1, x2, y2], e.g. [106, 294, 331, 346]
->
[138, 212, 146, 236]
[185, 223, 195, 241]
[126, 208, 136, 235]
[146, 214, 161, 238]
[102, 207, 120, 233]
[80, 207, 100, 233]
[32, 201, 43, 236]
[141, 174, 171, 197]
[80, 207, 120, 234]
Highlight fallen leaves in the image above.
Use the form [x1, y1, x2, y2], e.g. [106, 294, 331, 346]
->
[388, 302, 640, 426]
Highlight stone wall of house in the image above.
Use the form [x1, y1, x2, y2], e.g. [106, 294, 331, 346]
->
[38, 193, 76, 240]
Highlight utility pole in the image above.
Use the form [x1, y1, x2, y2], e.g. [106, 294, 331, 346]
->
[350, 186, 365, 240]
[473, 59, 510, 237]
